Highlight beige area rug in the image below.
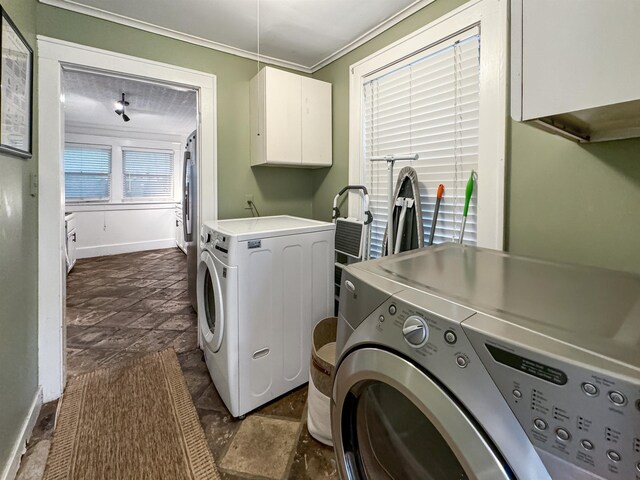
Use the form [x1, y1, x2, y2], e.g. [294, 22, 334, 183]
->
[44, 349, 219, 480]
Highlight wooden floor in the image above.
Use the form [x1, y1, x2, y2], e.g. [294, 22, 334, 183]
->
[16, 248, 337, 480]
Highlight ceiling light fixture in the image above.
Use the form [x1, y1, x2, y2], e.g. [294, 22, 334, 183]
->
[114, 93, 131, 122]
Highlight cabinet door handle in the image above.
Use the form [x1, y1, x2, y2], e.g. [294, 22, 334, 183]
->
[72, 233, 77, 242]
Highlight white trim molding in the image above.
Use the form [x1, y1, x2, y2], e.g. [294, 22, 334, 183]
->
[39, 0, 436, 74]
[38, 0, 310, 72]
[76, 238, 177, 259]
[0, 388, 42, 480]
[347, 0, 508, 250]
[65, 121, 189, 143]
[310, 0, 437, 71]
[37, 36, 218, 402]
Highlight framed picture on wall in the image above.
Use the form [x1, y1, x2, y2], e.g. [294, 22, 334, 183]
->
[0, 7, 32, 158]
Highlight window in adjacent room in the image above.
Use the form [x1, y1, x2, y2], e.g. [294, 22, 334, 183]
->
[349, 0, 507, 256]
[122, 148, 174, 200]
[64, 143, 112, 202]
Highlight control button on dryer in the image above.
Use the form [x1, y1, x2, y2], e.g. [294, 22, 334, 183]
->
[455, 355, 468, 368]
[378, 315, 385, 323]
[533, 418, 548, 431]
[555, 428, 571, 442]
[606, 450, 621, 462]
[581, 382, 599, 397]
[512, 389, 522, 399]
[388, 304, 397, 315]
[580, 439, 594, 451]
[608, 391, 627, 407]
[444, 330, 457, 345]
[402, 316, 428, 348]
[636, 461, 640, 472]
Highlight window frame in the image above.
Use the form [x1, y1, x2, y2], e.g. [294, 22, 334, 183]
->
[121, 147, 175, 202]
[348, 0, 507, 250]
[63, 132, 182, 207]
[63, 142, 113, 203]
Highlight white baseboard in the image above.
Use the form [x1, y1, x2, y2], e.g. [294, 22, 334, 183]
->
[76, 238, 177, 259]
[1, 387, 43, 480]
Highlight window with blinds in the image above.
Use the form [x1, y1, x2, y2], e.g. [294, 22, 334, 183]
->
[363, 29, 480, 258]
[122, 149, 174, 199]
[64, 144, 112, 201]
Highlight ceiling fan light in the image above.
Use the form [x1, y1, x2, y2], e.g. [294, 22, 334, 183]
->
[114, 101, 124, 112]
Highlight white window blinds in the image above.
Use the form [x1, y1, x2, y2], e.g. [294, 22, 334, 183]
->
[64, 144, 112, 201]
[363, 29, 480, 258]
[122, 149, 174, 199]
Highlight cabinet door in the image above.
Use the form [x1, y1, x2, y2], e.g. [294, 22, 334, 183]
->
[250, 71, 266, 166]
[301, 77, 332, 167]
[265, 68, 302, 165]
[67, 229, 77, 272]
[175, 210, 184, 251]
[515, 0, 640, 120]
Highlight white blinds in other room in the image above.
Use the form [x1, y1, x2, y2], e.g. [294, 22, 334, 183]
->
[64, 144, 112, 201]
[363, 29, 480, 258]
[122, 149, 174, 199]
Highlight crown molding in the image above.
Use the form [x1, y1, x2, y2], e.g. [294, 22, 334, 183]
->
[39, 0, 313, 73]
[39, 0, 436, 73]
[309, 0, 436, 72]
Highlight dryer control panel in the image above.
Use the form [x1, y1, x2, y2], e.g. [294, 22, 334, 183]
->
[338, 285, 553, 480]
[463, 315, 640, 480]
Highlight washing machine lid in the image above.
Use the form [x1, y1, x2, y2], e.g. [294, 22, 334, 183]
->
[203, 215, 335, 241]
[348, 243, 640, 371]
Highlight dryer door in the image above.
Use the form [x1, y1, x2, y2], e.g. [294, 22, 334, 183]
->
[332, 348, 514, 480]
[197, 250, 224, 353]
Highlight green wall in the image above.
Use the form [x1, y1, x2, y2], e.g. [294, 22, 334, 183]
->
[0, 0, 39, 472]
[312, 0, 640, 274]
[37, 3, 314, 220]
[508, 122, 640, 273]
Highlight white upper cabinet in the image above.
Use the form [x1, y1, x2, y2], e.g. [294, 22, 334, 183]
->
[511, 0, 640, 142]
[251, 67, 332, 167]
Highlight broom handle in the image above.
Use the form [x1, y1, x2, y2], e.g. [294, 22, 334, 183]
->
[458, 171, 475, 244]
[428, 184, 444, 246]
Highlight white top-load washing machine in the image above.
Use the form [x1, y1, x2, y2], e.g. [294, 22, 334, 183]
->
[197, 215, 335, 418]
[333, 243, 640, 480]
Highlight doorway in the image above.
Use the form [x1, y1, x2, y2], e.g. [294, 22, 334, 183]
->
[38, 37, 217, 402]
[61, 68, 199, 377]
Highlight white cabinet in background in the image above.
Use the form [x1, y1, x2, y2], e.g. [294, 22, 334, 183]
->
[175, 205, 186, 254]
[65, 212, 77, 273]
[511, 0, 640, 142]
[250, 67, 332, 168]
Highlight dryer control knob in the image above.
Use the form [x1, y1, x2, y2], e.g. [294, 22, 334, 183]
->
[402, 315, 428, 348]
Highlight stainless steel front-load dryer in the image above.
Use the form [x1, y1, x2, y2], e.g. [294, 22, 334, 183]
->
[332, 244, 640, 480]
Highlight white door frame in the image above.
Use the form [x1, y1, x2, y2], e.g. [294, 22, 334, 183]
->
[37, 36, 218, 402]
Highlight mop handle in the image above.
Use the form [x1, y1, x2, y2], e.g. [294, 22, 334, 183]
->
[427, 184, 444, 246]
[458, 171, 475, 244]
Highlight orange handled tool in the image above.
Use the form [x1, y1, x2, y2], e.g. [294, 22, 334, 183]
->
[427, 184, 444, 246]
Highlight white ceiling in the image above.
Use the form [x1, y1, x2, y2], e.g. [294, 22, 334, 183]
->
[63, 69, 197, 135]
[41, 0, 432, 72]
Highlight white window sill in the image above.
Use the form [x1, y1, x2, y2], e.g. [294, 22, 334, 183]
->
[65, 202, 180, 212]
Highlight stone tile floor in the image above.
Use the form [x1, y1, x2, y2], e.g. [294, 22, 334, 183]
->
[16, 248, 337, 480]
